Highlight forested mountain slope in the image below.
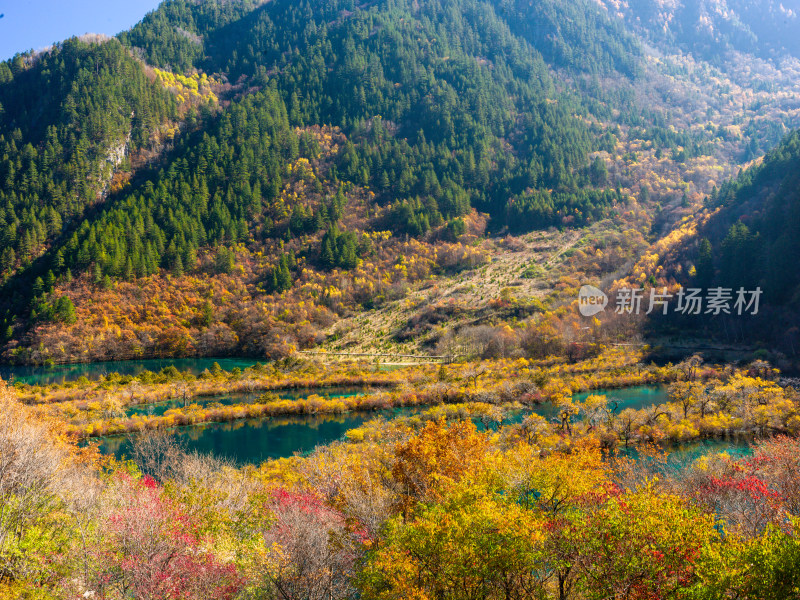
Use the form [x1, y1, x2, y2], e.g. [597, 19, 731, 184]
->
[122, 0, 643, 78]
[0, 38, 176, 275]
[698, 130, 800, 305]
[0, 0, 636, 362]
[617, 128, 800, 360]
[122, 0, 629, 230]
[1, 0, 799, 363]
[596, 0, 800, 63]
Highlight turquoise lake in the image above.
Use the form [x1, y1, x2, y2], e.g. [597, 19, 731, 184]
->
[94, 408, 415, 464]
[92, 383, 750, 466]
[528, 385, 671, 420]
[572, 385, 671, 411]
[125, 386, 373, 417]
[0, 357, 264, 386]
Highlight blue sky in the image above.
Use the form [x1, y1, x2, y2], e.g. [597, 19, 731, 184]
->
[0, 0, 164, 61]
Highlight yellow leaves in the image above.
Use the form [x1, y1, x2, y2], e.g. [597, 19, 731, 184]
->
[787, 414, 800, 434]
[153, 68, 218, 105]
[344, 428, 365, 442]
[692, 451, 734, 474]
[0, 583, 41, 600]
[542, 380, 572, 402]
[289, 157, 315, 181]
[392, 419, 493, 506]
[496, 442, 609, 515]
[589, 483, 719, 571]
[666, 420, 701, 441]
[581, 393, 608, 414]
[360, 476, 548, 600]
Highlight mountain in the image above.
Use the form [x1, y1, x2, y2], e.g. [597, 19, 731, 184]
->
[122, 0, 643, 78]
[702, 131, 800, 304]
[596, 0, 800, 63]
[641, 129, 800, 357]
[0, 38, 176, 261]
[1, 0, 799, 364]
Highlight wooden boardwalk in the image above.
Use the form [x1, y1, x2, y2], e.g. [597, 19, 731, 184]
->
[298, 350, 448, 363]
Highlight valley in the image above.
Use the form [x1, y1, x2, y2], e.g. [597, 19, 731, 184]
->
[2, 0, 800, 598]
[1, 0, 800, 367]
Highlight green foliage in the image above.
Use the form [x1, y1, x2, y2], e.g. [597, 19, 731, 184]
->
[61, 88, 293, 283]
[359, 484, 547, 599]
[0, 0, 661, 351]
[390, 198, 437, 237]
[505, 188, 623, 231]
[494, 0, 643, 76]
[319, 226, 361, 270]
[121, 0, 623, 233]
[268, 252, 293, 293]
[0, 38, 176, 280]
[694, 238, 714, 288]
[695, 129, 800, 303]
[198, 300, 214, 327]
[445, 217, 466, 240]
[54, 296, 76, 324]
[118, 0, 264, 72]
[693, 521, 800, 600]
[737, 524, 800, 600]
[589, 156, 608, 186]
[214, 247, 236, 275]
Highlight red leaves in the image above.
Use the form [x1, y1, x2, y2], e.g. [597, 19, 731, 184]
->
[140, 474, 158, 489]
[89, 474, 243, 600]
[651, 549, 665, 560]
[272, 487, 328, 513]
[704, 474, 782, 502]
[690, 443, 796, 537]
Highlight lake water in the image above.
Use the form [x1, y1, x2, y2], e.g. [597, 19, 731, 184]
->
[659, 438, 752, 462]
[125, 386, 372, 417]
[94, 408, 415, 464]
[0, 357, 265, 386]
[91, 384, 740, 467]
[529, 385, 671, 421]
[572, 385, 671, 411]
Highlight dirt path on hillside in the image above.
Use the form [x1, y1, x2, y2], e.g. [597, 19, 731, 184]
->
[319, 229, 583, 357]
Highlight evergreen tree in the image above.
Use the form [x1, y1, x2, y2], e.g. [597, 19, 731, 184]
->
[55, 296, 76, 324]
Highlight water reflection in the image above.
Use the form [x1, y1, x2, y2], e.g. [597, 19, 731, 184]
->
[95, 385, 745, 467]
[95, 407, 415, 465]
[125, 386, 372, 417]
[1, 357, 264, 386]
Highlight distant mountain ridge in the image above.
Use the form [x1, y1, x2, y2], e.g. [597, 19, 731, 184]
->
[120, 0, 643, 77]
[596, 0, 800, 62]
